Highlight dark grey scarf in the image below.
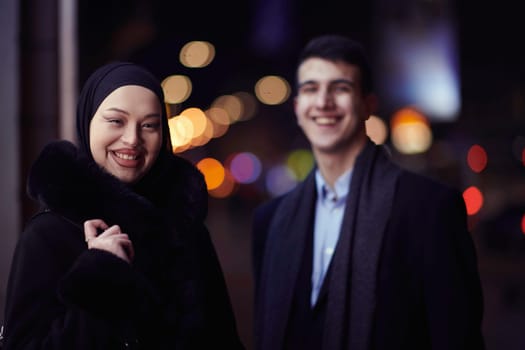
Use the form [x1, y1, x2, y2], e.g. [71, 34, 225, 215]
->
[257, 140, 402, 350]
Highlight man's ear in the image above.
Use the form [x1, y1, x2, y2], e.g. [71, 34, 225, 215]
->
[294, 96, 300, 124]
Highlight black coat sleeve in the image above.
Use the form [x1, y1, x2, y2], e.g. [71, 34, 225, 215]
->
[2, 213, 153, 349]
[190, 223, 245, 349]
[422, 187, 485, 349]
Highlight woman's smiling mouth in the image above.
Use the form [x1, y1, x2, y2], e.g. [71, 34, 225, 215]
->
[114, 151, 139, 160]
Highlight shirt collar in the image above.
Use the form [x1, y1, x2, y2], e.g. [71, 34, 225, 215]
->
[315, 168, 353, 202]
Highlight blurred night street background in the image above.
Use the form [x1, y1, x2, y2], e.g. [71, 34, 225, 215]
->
[1, 0, 524, 349]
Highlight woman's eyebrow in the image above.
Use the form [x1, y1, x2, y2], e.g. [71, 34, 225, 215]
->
[103, 107, 129, 115]
[103, 108, 161, 118]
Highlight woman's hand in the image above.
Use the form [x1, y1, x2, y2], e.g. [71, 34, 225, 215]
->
[84, 219, 135, 264]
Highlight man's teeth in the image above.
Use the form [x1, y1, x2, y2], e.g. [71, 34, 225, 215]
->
[315, 117, 338, 125]
[115, 152, 138, 160]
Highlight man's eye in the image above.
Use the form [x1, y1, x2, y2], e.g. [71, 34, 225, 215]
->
[300, 86, 317, 93]
[333, 85, 350, 92]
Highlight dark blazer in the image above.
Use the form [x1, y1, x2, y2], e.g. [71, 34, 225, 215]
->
[252, 141, 484, 350]
[3, 141, 244, 349]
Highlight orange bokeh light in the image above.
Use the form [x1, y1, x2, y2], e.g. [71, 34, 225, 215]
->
[390, 106, 432, 154]
[196, 158, 225, 191]
[390, 106, 429, 128]
[209, 168, 237, 198]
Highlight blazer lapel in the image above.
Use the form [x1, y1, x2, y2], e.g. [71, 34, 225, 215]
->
[258, 172, 317, 350]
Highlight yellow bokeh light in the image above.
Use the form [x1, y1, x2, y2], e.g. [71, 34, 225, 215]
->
[206, 107, 230, 138]
[287, 149, 315, 181]
[365, 115, 388, 145]
[161, 75, 192, 104]
[196, 158, 225, 190]
[191, 117, 213, 147]
[254, 75, 291, 105]
[168, 115, 193, 149]
[180, 107, 207, 139]
[179, 41, 215, 68]
[233, 91, 258, 121]
[206, 106, 230, 125]
[212, 95, 243, 123]
[390, 107, 432, 154]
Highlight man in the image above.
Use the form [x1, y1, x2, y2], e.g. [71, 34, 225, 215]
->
[252, 34, 485, 350]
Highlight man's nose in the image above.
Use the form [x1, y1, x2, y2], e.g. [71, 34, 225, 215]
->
[315, 88, 334, 108]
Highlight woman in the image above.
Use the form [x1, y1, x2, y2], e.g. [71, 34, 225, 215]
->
[3, 62, 244, 349]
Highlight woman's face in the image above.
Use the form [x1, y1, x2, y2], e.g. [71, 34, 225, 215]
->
[89, 85, 163, 183]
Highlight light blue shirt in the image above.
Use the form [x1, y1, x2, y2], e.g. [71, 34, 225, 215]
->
[311, 169, 352, 306]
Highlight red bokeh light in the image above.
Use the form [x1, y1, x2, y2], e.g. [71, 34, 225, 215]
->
[462, 186, 484, 215]
[467, 144, 488, 173]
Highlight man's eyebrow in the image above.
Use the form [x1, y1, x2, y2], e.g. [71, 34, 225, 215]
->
[297, 80, 317, 89]
[330, 79, 355, 86]
[298, 79, 356, 88]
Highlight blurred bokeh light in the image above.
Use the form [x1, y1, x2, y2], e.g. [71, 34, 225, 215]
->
[161, 75, 192, 104]
[209, 168, 237, 199]
[212, 94, 244, 123]
[179, 40, 215, 68]
[254, 75, 291, 105]
[365, 115, 388, 145]
[286, 149, 315, 181]
[196, 157, 225, 191]
[463, 186, 484, 216]
[390, 106, 433, 154]
[228, 152, 262, 184]
[467, 144, 488, 173]
[265, 164, 298, 197]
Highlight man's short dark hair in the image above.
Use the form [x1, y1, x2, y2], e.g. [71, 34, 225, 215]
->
[297, 34, 374, 95]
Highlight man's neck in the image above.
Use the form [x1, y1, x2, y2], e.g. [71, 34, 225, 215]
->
[314, 138, 367, 189]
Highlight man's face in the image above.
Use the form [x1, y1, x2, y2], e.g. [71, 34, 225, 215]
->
[294, 57, 374, 156]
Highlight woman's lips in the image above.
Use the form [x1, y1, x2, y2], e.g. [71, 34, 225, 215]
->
[111, 150, 141, 167]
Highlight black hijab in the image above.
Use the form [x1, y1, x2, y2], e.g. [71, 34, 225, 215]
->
[76, 61, 172, 160]
[73, 61, 207, 219]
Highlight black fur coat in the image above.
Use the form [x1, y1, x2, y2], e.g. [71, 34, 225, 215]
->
[3, 141, 244, 349]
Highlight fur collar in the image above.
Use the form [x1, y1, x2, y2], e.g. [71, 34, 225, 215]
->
[27, 140, 208, 239]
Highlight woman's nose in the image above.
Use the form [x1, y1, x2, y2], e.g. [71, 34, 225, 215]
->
[121, 124, 140, 146]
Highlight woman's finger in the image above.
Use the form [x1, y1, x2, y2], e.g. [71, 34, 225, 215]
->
[84, 219, 108, 243]
[95, 224, 122, 238]
[120, 237, 135, 261]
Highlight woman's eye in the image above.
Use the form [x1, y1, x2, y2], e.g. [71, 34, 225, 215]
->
[108, 119, 123, 125]
[142, 122, 160, 130]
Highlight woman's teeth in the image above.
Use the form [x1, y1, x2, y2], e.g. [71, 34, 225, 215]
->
[115, 152, 138, 160]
